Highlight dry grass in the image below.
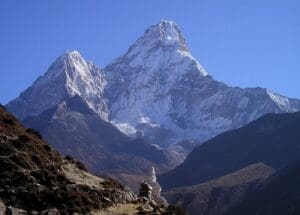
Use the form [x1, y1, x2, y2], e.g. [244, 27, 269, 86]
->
[91, 203, 139, 215]
[62, 161, 105, 189]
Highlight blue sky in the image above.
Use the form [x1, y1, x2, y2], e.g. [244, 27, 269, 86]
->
[0, 0, 299, 104]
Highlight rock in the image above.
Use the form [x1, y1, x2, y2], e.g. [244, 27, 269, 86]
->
[0, 200, 6, 214]
[29, 184, 47, 194]
[7, 206, 28, 214]
[138, 182, 153, 201]
[137, 205, 154, 213]
[25, 128, 42, 139]
[138, 196, 149, 204]
[41, 208, 60, 215]
[103, 197, 112, 203]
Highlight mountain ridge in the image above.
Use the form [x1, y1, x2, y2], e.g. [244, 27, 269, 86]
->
[4, 20, 300, 183]
[163, 163, 275, 215]
[225, 159, 300, 215]
[158, 111, 300, 189]
[7, 20, 300, 148]
[23, 95, 174, 174]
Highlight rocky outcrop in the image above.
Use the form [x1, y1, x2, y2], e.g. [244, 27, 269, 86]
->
[0, 199, 6, 214]
[139, 182, 154, 201]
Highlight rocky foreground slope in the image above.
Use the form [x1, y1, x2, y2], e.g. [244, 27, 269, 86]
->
[0, 105, 184, 214]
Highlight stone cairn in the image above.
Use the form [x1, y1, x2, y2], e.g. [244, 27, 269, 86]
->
[138, 181, 154, 201]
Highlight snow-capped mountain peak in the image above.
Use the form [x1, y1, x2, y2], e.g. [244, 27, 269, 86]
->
[122, 20, 207, 75]
[60, 50, 82, 61]
[102, 21, 300, 146]
[7, 50, 108, 120]
[107, 20, 207, 78]
[158, 20, 183, 43]
[136, 20, 188, 52]
[38, 50, 92, 85]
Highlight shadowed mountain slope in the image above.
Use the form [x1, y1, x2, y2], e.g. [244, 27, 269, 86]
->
[226, 160, 300, 215]
[159, 111, 300, 189]
[24, 95, 173, 175]
[163, 163, 275, 215]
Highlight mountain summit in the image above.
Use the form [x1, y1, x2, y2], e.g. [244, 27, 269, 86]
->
[6, 20, 300, 147]
[131, 20, 190, 54]
[6, 51, 108, 120]
[112, 20, 207, 76]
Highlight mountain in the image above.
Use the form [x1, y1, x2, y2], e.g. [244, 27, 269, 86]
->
[225, 160, 300, 215]
[6, 51, 108, 121]
[158, 111, 300, 189]
[6, 20, 300, 148]
[0, 105, 181, 214]
[163, 163, 275, 215]
[23, 95, 173, 174]
[103, 20, 300, 146]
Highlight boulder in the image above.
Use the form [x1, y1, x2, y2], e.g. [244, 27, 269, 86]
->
[0, 200, 6, 214]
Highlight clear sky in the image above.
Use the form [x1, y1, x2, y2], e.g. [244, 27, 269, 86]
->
[0, 0, 299, 104]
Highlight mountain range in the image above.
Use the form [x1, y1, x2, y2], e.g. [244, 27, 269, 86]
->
[7, 20, 300, 149]
[3, 19, 300, 215]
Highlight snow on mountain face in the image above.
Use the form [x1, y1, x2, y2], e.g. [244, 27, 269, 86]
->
[123, 20, 207, 75]
[6, 20, 300, 147]
[103, 20, 210, 144]
[6, 51, 108, 120]
[103, 20, 300, 146]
